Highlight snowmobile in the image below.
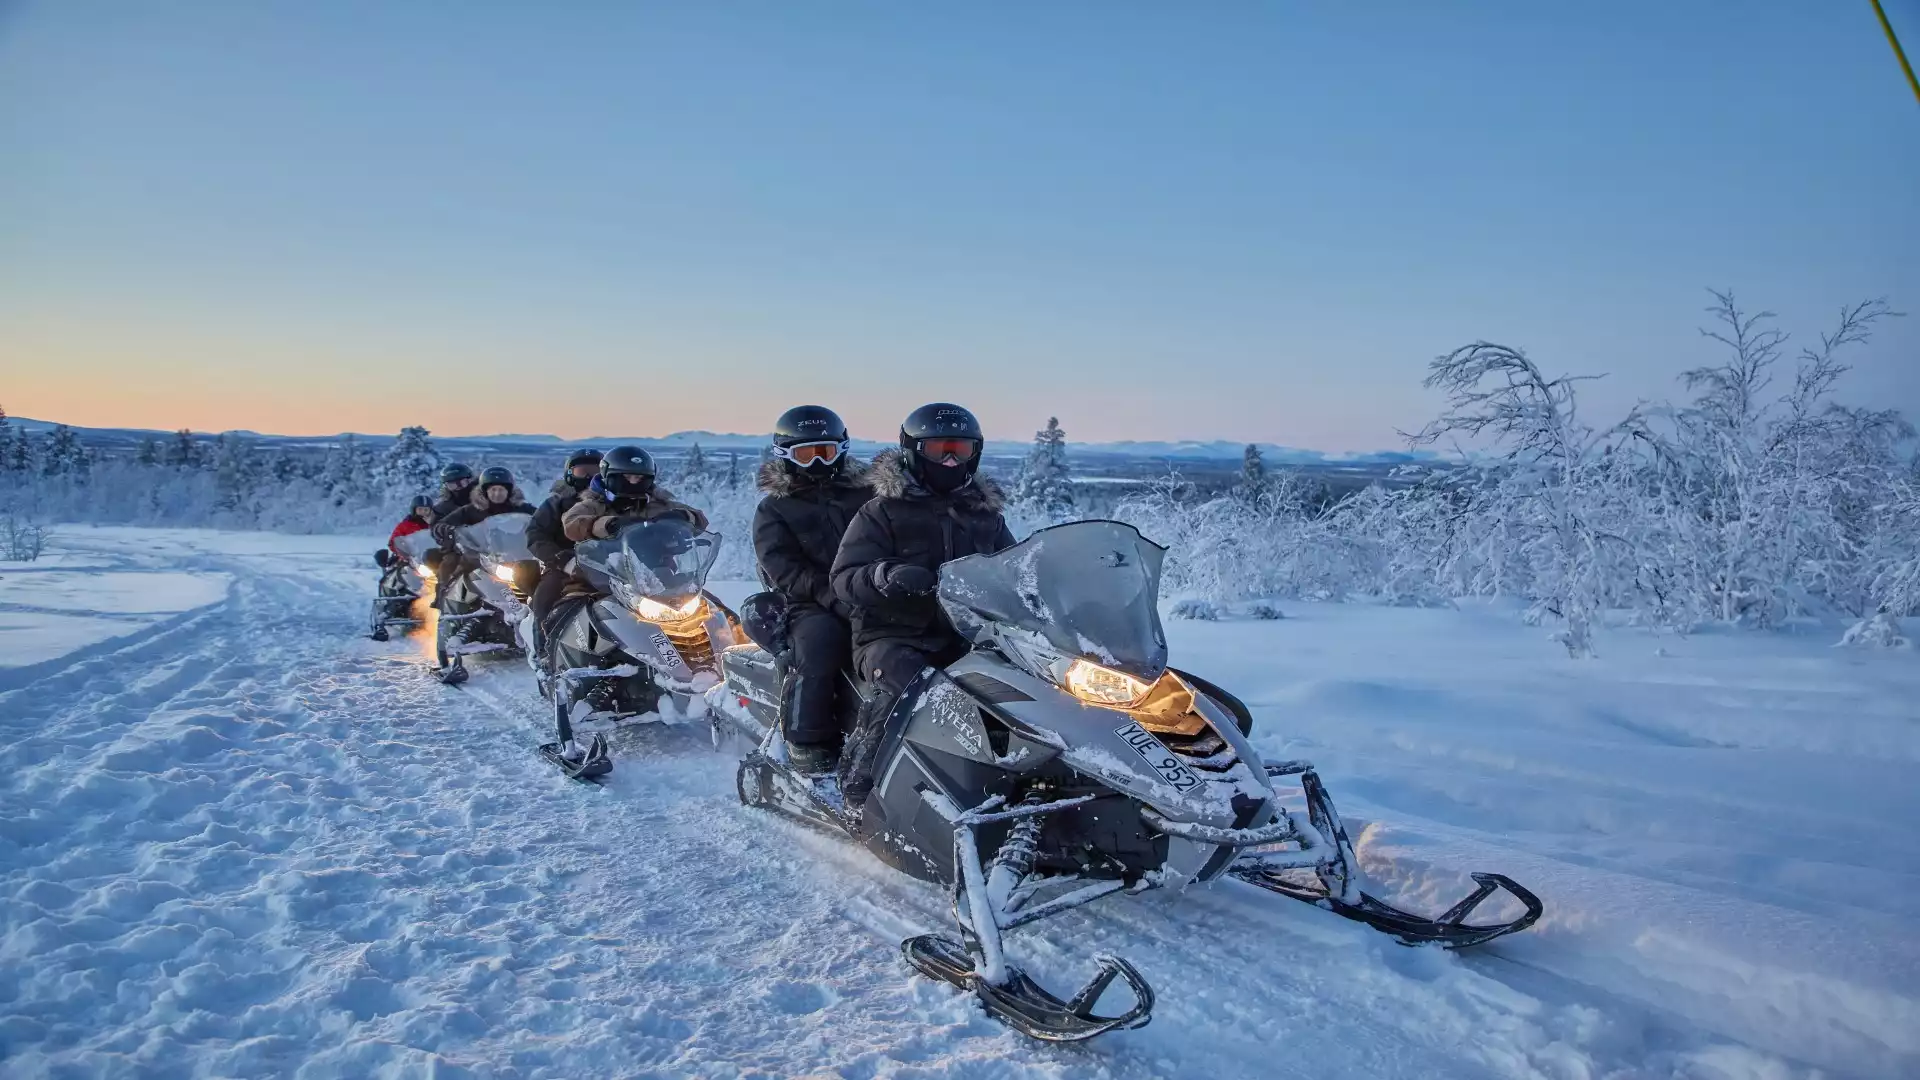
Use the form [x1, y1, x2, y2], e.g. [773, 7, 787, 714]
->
[710, 519, 1542, 1042]
[435, 514, 537, 685]
[368, 531, 437, 641]
[531, 516, 741, 779]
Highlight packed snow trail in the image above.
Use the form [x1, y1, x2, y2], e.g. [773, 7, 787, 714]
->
[2, 529, 1914, 1078]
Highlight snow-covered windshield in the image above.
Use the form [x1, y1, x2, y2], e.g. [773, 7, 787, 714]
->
[939, 520, 1168, 681]
[574, 518, 719, 602]
[454, 513, 534, 562]
[394, 530, 438, 565]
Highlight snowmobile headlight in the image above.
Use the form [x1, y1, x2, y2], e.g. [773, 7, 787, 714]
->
[635, 594, 706, 622]
[419, 565, 435, 580]
[492, 563, 517, 583]
[1063, 659, 1153, 708]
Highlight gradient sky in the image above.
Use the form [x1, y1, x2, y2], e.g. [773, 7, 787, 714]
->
[3, 2, 1915, 450]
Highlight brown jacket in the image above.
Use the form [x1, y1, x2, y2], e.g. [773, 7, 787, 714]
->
[560, 481, 709, 543]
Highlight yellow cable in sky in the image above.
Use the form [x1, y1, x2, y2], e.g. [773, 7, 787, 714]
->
[1871, 0, 1920, 105]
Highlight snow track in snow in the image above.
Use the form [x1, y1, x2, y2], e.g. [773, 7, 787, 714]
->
[1, 529, 1910, 1078]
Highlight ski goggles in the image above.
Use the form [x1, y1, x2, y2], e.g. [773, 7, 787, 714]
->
[607, 473, 656, 496]
[913, 437, 979, 463]
[771, 440, 849, 467]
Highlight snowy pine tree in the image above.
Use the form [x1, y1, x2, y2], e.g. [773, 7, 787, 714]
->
[380, 425, 441, 497]
[135, 436, 162, 466]
[1239, 444, 1267, 500]
[1017, 417, 1075, 522]
[166, 429, 202, 469]
[212, 433, 259, 512]
[726, 451, 741, 490]
[6, 430, 33, 474]
[322, 435, 377, 508]
[42, 425, 83, 477]
[683, 443, 707, 482]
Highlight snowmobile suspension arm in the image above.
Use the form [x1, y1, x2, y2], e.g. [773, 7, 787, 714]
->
[1138, 805, 1330, 865]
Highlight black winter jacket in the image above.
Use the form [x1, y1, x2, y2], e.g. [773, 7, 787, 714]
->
[830, 450, 1015, 654]
[526, 475, 590, 569]
[752, 458, 872, 615]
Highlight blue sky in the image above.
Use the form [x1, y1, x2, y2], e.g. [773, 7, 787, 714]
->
[2, 2, 1914, 450]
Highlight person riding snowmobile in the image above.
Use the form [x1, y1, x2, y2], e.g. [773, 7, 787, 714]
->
[386, 495, 435, 557]
[829, 403, 1014, 808]
[524, 448, 603, 656]
[432, 466, 536, 603]
[752, 406, 873, 774]
[424, 463, 477, 578]
[560, 446, 709, 544]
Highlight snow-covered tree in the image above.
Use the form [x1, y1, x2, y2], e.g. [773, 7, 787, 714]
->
[726, 451, 741, 490]
[6, 430, 34, 474]
[166, 429, 203, 469]
[380, 425, 441, 497]
[322, 435, 377, 508]
[1239, 444, 1266, 499]
[41, 425, 84, 478]
[1016, 417, 1076, 522]
[135, 436, 161, 466]
[212, 433, 259, 512]
[682, 443, 708, 482]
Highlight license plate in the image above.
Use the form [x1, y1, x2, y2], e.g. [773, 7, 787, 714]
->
[1114, 721, 1202, 793]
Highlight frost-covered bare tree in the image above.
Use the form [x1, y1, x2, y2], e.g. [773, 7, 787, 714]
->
[1406, 342, 1644, 655]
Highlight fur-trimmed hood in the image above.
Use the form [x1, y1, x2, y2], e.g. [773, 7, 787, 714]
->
[865, 449, 1005, 512]
[470, 482, 528, 511]
[755, 455, 870, 497]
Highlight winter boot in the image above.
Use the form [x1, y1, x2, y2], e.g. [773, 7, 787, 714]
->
[786, 741, 840, 775]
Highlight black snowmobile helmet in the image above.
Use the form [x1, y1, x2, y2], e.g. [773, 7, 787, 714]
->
[478, 465, 515, 501]
[440, 462, 476, 488]
[900, 403, 983, 493]
[563, 448, 603, 490]
[599, 445, 658, 499]
[408, 494, 434, 512]
[772, 405, 851, 476]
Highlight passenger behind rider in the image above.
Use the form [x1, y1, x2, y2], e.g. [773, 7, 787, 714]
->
[751, 406, 873, 774]
[559, 446, 708, 546]
[384, 495, 435, 560]
[431, 466, 536, 605]
[423, 463, 478, 579]
[524, 448, 603, 656]
[830, 403, 1014, 809]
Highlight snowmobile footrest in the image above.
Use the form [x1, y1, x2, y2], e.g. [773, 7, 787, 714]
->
[1235, 868, 1542, 948]
[901, 933, 1153, 1042]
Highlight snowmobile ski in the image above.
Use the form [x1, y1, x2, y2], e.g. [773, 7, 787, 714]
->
[1230, 867, 1542, 948]
[539, 733, 612, 783]
[901, 933, 1154, 1042]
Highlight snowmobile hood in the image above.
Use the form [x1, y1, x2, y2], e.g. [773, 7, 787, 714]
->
[572, 516, 720, 604]
[939, 520, 1168, 683]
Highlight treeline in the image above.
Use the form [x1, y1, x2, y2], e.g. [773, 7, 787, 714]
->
[4, 292, 1914, 650]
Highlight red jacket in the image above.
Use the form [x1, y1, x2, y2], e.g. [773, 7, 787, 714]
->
[388, 517, 430, 556]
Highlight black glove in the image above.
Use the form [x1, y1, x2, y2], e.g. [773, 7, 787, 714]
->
[884, 563, 938, 598]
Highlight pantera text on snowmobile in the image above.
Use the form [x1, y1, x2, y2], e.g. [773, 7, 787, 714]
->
[534, 516, 741, 779]
[711, 519, 1542, 1042]
[435, 514, 537, 685]
[369, 529, 438, 642]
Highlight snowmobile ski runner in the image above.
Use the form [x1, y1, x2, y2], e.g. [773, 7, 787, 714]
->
[538, 733, 613, 783]
[710, 519, 1544, 1042]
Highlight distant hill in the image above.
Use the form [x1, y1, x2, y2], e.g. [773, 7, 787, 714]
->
[6, 417, 1438, 465]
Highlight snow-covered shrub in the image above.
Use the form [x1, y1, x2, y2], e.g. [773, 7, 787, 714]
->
[1246, 600, 1286, 620]
[1168, 597, 1224, 621]
[1, 514, 51, 561]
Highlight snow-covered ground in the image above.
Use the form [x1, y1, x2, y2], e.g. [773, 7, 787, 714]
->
[1, 526, 1914, 1079]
